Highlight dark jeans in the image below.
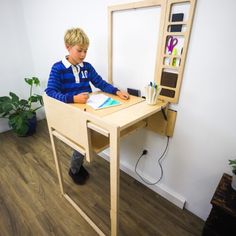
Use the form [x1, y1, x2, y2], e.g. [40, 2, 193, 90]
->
[70, 150, 84, 174]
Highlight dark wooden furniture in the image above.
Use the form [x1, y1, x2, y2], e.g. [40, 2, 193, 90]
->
[202, 173, 236, 235]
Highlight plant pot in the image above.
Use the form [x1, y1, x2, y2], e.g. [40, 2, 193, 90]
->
[15, 113, 37, 137]
[25, 113, 37, 136]
[231, 174, 236, 191]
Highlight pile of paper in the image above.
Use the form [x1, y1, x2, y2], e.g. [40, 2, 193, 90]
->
[87, 94, 121, 110]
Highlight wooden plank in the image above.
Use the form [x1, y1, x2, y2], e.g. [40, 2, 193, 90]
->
[91, 120, 147, 153]
[43, 95, 88, 150]
[64, 194, 106, 236]
[108, 0, 164, 12]
[71, 92, 144, 117]
[156, 0, 197, 104]
[52, 130, 86, 156]
[87, 122, 109, 137]
[48, 128, 65, 194]
[108, 0, 166, 86]
[166, 109, 177, 137]
[102, 100, 167, 130]
[146, 108, 177, 137]
[109, 126, 120, 236]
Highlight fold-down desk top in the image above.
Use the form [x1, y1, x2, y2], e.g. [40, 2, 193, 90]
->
[71, 92, 168, 130]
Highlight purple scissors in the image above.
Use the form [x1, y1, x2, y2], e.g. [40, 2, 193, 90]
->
[167, 36, 178, 54]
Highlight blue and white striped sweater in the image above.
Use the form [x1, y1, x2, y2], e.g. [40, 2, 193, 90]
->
[45, 59, 118, 103]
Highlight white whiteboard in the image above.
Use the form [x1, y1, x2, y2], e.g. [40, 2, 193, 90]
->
[112, 6, 162, 97]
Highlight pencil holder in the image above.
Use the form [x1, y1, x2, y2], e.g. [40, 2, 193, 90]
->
[145, 85, 162, 105]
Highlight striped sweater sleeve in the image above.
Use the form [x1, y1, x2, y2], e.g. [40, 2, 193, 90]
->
[45, 63, 74, 103]
[88, 63, 119, 94]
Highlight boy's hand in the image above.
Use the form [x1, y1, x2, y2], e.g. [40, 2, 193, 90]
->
[73, 92, 89, 103]
[116, 90, 129, 100]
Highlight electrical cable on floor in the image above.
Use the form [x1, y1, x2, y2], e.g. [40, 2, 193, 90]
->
[135, 136, 170, 185]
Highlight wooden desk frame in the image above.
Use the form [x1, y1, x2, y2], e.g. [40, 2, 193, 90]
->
[108, 0, 166, 85]
[43, 93, 168, 235]
[108, 0, 196, 104]
[44, 0, 196, 234]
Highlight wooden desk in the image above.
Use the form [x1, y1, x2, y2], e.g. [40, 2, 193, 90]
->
[43, 92, 168, 236]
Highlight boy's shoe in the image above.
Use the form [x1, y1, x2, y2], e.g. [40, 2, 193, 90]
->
[68, 165, 89, 185]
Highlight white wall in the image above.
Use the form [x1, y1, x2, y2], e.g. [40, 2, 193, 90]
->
[0, 0, 35, 132]
[1, 0, 236, 220]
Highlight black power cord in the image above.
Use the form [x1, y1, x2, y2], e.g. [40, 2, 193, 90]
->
[135, 136, 170, 185]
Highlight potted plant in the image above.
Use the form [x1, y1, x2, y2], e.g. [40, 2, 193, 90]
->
[0, 77, 43, 136]
[229, 159, 236, 190]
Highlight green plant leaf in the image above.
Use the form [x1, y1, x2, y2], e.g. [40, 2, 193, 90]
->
[29, 94, 43, 103]
[229, 159, 236, 174]
[9, 92, 20, 109]
[9, 112, 30, 136]
[9, 92, 19, 102]
[32, 77, 40, 86]
[0, 112, 10, 118]
[2, 103, 13, 113]
[17, 124, 29, 136]
[19, 99, 28, 106]
[1, 76, 42, 135]
[36, 94, 43, 105]
[28, 95, 39, 103]
[0, 97, 15, 116]
[25, 77, 40, 86]
[229, 159, 236, 166]
[24, 111, 35, 119]
[9, 114, 22, 128]
[11, 120, 28, 136]
[25, 77, 33, 85]
[0, 96, 11, 103]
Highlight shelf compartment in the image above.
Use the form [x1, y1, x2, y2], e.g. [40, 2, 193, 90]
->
[91, 120, 147, 154]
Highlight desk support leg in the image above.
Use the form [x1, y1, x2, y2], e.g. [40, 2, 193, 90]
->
[110, 127, 120, 236]
[49, 128, 65, 194]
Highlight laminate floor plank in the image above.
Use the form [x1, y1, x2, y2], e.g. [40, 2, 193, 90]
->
[0, 119, 204, 236]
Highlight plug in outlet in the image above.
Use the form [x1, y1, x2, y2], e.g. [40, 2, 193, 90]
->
[142, 149, 148, 155]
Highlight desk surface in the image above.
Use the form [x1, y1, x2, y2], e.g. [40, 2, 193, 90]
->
[71, 91, 145, 118]
[71, 92, 168, 130]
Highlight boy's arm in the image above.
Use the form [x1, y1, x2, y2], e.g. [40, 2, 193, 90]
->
[88, 64, 119, 94]
[45, 65, 74, 103]
[89, 64, 129, 100]
[116, 90, 129, 100]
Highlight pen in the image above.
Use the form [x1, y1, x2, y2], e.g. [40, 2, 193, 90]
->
[152, 86, 156, 103]
[149, 81, 157, 89]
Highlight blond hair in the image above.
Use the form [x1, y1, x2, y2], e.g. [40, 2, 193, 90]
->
[64, 28, 89, 48]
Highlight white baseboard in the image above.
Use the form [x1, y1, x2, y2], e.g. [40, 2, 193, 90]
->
[99, 152, 186, 209]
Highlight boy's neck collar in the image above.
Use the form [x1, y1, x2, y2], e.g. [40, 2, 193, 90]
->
[62, 56, 84, 68]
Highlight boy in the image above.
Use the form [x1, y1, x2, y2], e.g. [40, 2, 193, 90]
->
[46, 27, 129, 185]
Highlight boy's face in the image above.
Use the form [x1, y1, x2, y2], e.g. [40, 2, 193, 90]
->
[66, 44, 88, 65]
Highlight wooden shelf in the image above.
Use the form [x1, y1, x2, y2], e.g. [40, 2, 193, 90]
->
[162, 65, 180, 70]
[156, 0, 196, 104]
[91, 120, 147, 153]
[165, 32, 187, 37]
[168, 20, 187, 25]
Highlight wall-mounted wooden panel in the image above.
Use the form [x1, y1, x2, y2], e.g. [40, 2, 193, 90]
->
[155, 0, 196, 103]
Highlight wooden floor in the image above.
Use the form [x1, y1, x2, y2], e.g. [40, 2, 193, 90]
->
[0, 119, 204, 236]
